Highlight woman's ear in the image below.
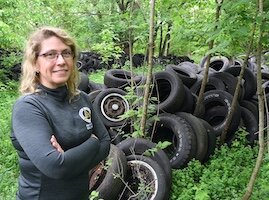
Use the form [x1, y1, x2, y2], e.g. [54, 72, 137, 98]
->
[35, 65, 40, 76]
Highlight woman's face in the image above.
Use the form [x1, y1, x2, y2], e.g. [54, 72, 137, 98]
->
[36, 36, 74, 89]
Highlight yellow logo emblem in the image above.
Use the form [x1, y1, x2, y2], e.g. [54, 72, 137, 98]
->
[79, 107, 92, 123]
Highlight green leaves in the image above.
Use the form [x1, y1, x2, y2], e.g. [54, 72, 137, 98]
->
[1, 0, 268, 61]
[170, 132, 262, 200]
[89, 191, 101, 200]
[91, 27, 122, 64]
[143, 141, 172, 157]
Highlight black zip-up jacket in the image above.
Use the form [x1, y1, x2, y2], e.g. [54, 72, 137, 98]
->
[11, 84, 110, 200]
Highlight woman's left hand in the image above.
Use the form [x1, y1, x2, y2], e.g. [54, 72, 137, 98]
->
[50, 135, 64, 153]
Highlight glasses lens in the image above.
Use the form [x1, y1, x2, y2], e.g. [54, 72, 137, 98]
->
[46, 52, 58, 59]
[62, 50, 73, 58]
[40, 50, 73, 60]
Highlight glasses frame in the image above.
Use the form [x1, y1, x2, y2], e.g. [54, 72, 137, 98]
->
[38, 49, 74, 61]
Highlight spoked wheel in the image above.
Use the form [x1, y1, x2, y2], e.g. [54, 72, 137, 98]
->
[93, 88, 130, 127]
[119, 155, 169, 200]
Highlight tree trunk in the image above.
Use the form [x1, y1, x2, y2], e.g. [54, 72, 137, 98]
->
[193, 0, 223, 117]
[158, 21, 163, 57]
[117, 0, 132, 13]
[220, 9, 258, 144]
[140, 0, 155, 135]
[164, 22, 172, 56]
[242, 0, 265, 199]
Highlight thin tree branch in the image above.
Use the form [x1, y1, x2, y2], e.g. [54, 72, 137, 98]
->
[140, 0, 155, 135]
[242, 0, 265, 199]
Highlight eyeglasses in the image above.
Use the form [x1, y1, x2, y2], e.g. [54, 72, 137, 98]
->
[38, 50, 74, 61]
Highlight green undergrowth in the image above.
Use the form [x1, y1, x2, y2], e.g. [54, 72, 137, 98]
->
[171, 136, 269, 200]
[0, 81, 20, 199]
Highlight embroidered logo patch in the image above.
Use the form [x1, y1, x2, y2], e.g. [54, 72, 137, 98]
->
[79, 107, 92, 123]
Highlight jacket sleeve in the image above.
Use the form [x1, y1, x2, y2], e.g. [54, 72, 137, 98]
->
[89, 102, 111, 165]
[12, 97, 107, 179]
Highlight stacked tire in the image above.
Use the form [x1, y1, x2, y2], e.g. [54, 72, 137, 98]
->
[89, 142, 171, 200]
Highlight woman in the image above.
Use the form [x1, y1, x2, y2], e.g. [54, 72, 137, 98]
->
[11, 26, 111, 200]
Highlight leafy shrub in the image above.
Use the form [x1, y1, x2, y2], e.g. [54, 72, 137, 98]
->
[170, 133, 266, 200]
[252, 156, 269, 198]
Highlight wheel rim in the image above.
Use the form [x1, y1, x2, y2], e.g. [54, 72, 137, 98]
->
[77, 61, 83, 70]
[89, 162, 106, 191]
[100, 93, 129, 122]
[121, 160, 158, 200]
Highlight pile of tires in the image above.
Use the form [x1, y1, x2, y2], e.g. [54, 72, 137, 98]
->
[89, 142, 172, 200]
[77, 51, 106, 74]
[76, 51, 194, 74]
[79, 56, 263, 156]
[80, 54, 268, 199]
[77, 51, 130, 74]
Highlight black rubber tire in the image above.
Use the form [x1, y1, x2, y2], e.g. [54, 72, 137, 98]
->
[148, 113, 197, 169]
[177, 61, 201, 73]
[239, 100, 259, 124]
[190, 76, 226, 96]
[199, 119, 217, 162]
[224, 66, 257, 100]
[119, 154, 169, 200]
[78, 72, 90, 93]
[165, 64, 197, 88]
[191, 94, 206, 117]
[240, 106, 258, 145]
[199, 55, 230, 71]
[202, 90, 241, 141]
[76, 60, 83, 70]
[150, 71, 185, 113]
[229, 57, 244, 67]
[88, 80, 107, 92]
[203, 106, 236, 144]
[209, 56, 230, 71]
[210, 71, 247, 103]
[230, 59, 256, 71]
[198, 67, 217, 76]
[262, 80, 269, 94]
[261, 71, 269, 83]
[104, 69, 142, 89]
[210, 72, 238, 96]
[178, 86, 195, 113]
[108, 128, 124, 145]
[90, 144, 127, 200]
[175, 112, 208, 162]
[116, 137, 172, 187]
[93, 88, 129, 127]
[88, 90, 102, 103]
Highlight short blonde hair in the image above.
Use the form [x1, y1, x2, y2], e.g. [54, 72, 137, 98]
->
[19, 26, 80, 100]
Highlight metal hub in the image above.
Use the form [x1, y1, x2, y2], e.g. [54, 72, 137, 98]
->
[100, 93, 129, 122]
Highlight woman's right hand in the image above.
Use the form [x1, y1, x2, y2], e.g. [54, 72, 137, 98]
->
[91, 134, 98, 140]
[50, 135, 64, 153]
